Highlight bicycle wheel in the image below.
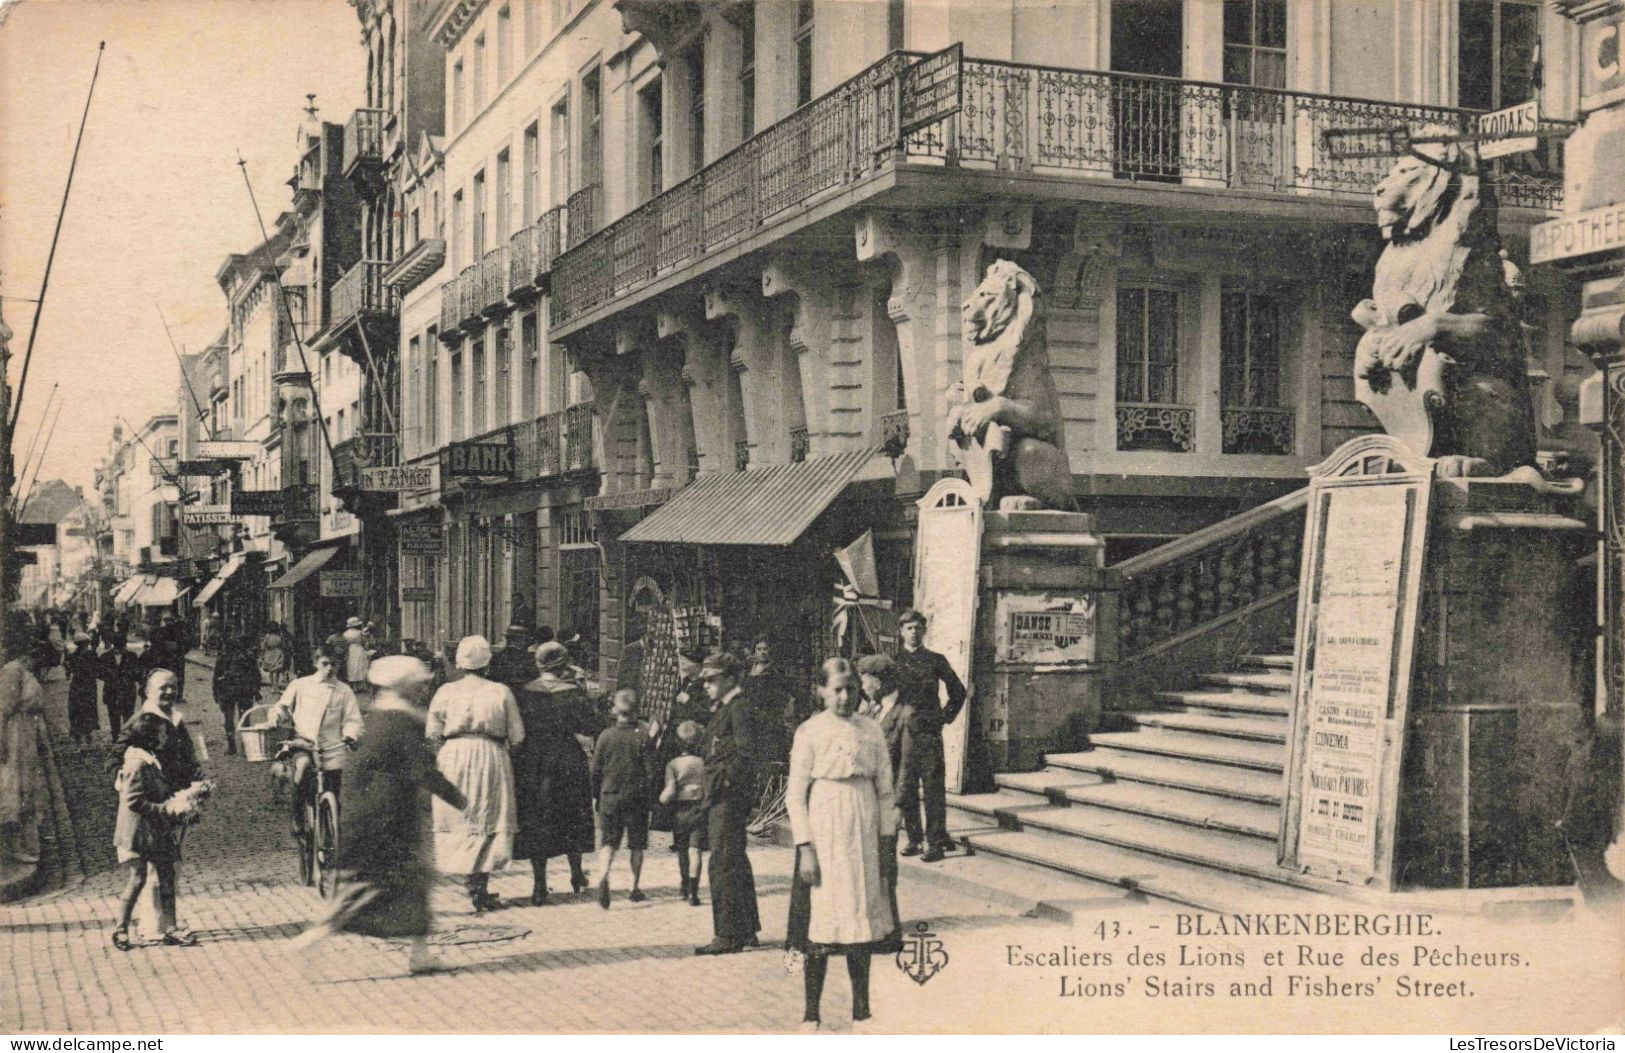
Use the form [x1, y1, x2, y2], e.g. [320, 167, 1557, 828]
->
[315, 791, 341, 900]
[297, 801, 315, 886]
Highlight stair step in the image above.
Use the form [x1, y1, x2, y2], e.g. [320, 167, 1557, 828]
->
[944, 788, 1054, 821]
[1129, 711, 1289, 743]
[1201, 671, 1294, 693]
[1053, 781, 1278, 840]
[1087, 729, 1285, 773]
[1045, 750, 1283, 805]
[1155, 689, 1291, 717]
[972, 802, 1297, 885]
[953, 827, 1332, 911]
[1241, 653, 1295, 671]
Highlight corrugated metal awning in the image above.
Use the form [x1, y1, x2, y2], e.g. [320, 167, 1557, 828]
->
[268, 544, 339, 589]
[133, 577, 187, 607]
[112, 576, 152, 606]
[619, 449, 880, 546]
[193, 553, 247, 608]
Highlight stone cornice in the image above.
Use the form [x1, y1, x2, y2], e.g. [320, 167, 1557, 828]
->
[1549, 0, 1625, 24]
[431, 0, 488, 49]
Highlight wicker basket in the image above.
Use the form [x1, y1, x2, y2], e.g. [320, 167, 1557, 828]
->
[238, 705, 288, 763]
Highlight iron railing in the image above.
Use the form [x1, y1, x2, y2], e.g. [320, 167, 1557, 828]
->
[565, 184, 602, 249]
[478, 246, 509, 316]
[277, 483, 320, 523]
[563, 401, 595, 472]
[342, 108, 388, 176]
[551, 50, 1566, 328]
[328, 260, 396, 331]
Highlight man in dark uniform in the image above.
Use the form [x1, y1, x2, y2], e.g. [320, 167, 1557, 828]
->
[893, 608, 968, 862]
[487, 624, 536, 693]
[694, 652, 762, 955]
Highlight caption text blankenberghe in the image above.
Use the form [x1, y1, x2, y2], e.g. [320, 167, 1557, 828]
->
[1001, 912, 1553, 1000]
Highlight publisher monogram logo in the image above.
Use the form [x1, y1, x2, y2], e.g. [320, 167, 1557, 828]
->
[895, 922, 950, 986]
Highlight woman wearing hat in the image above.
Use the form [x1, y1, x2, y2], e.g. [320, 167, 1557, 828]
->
[65, 630, 101, 747]
[426, 636, 525, 912]
[291, 656, 468, 975]
[340, 617, 373, 694]
[511, 640, 599, 904]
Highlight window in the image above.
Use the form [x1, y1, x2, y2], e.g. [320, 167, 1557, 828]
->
[496, 150, 511, 241]
[639, 79, 664, 201]
[495, 324, 512, 424]
[582, 67, 604, 191]
[472, 170, 487, 257]
[451, 349, 465, 439]
[1116, 286, 1186, 451]
[523, 123, 540, 221]
[795, 0, 815, 107]
[521, 312, 539, 418]
[547, 338, 568, 413]
[1222, 0, 1287, 88]
[473, 34, 487, 112]
[738, 2, 756, 139]
[472, 332, 488, 434]
[684, 42, 705, 173]
[550, 97, 571, 206]
[426, 326, 440, 447]
[452, 59, 465, 131]
[408, 335, 422, 455]
[1459, 0, 1540, 110]
[497, 6, 512, 86]
[524, 0, 540, 53]
[451, 190, 465, 269]
[432, 188, 443, 240]
[1220, 292, 1281, 409]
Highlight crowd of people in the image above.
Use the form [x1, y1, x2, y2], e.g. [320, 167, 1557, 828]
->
[7, 600, 971, 1030]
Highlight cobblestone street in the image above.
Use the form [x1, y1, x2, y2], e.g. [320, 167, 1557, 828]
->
[2, 661, 1074, 1034]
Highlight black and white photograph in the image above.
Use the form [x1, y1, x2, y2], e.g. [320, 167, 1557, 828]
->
[1, 0, 1623, 1036]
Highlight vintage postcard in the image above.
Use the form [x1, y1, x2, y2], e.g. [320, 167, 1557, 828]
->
[1, 0, 1623, 1036]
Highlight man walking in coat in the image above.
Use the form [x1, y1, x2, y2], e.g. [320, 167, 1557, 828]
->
[694, 652, 761, 955]
[892, 608, 967, 862]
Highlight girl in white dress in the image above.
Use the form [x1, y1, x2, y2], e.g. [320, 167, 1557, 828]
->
[785, 657, 900, 1031]
[427, 636, 525, 912]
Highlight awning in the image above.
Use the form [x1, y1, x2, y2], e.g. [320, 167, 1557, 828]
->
[619, 448, 880, 546]
[268, 544, 339, 589]
[134, 577, 187, 607]
[193, 553, 247, 608]
[112, 576, 152, 606]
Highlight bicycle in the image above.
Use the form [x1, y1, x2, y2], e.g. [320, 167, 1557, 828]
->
[275, 737, 343, 899]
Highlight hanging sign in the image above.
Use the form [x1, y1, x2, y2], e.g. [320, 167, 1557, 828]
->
[1475, 99, 1539, 160]
[180, 506, 241, 527]
[443, 440, 516, 478]
[1530, 201, 1625, 265]
[400, 522, 444, 554]
[230, 490, 285, 516]
[361, 463, 439, 491]
[401, 585, 435, 602]
[900, 42, 964, 139]
[319, 571, 365, 599]
[198, 440, 259, 460]
[178, 459, 232, 476]
[16, 522, 58, 546]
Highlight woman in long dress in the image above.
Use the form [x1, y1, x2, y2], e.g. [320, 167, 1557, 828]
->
[785, 657, 900, 1031]
[0, 628, 56, 864]
[427, 635, 525, 913]
[511, 641, 598, 904]
[291, 656, 467, 975]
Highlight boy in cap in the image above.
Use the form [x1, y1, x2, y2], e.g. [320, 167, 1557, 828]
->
[591, 689, 652, 908]
[659, 720, 708, 906]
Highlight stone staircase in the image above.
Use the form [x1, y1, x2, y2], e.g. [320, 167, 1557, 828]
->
[943, 649, 1354, 912]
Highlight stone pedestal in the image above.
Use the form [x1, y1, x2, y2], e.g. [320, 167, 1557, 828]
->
[1396, 480, 1595, 888]
[971, 508, 1116, 780]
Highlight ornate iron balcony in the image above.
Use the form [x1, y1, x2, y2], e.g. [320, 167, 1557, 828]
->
[342, 108, 388, 183]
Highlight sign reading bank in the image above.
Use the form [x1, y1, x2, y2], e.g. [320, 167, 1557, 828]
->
[442, 439, 515, 479]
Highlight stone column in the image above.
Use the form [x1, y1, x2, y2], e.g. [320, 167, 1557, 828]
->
[762, 255, 838, 460]
[616, 319, 691, 490]
[705, 281, 794, 466]
[658, 306, 736, 477]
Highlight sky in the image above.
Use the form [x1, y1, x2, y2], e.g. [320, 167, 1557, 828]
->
[0, 0, 364, 497]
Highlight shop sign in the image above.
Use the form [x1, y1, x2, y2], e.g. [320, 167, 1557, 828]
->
[1582, 11, 1625, 110]
[1474, 99, 1538, 160]
[401, 585, 435, 602]
[443, 440, 515, 479]
[1530, 201, 1625, 265]
[231, 490, 284, 516]
[16, 522, 58, 546]
[361, 463, 439, 492]
[319, 571, 364, 599]
[181, 506, 241, 526]
[198, 440, 259, 460]
[178, 459, 231, 476]
[900, 43, 963, 138]
[400, 522, 444, 554]
[584, 486, 676, 512]
[993, 593, 1097, 666]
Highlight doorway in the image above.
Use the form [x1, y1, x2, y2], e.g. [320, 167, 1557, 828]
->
[1110, 0, 1184, 180]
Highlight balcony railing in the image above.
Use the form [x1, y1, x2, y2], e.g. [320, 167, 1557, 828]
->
[564, 402, 595, 473]
[276, 483, 320, 523]
[342, 108, 388, 179]
[478, 246, 509, 317]
[328, 260, 397, 332]
[551, 50, 1566, 329]
[439, 277, 461, 339]
[508, 210, 566, 301]
[565, 184, 602, 249]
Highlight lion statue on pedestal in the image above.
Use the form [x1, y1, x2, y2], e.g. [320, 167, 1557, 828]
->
[1351, 130, 1560, 485]
[947, 259, 1074, 509]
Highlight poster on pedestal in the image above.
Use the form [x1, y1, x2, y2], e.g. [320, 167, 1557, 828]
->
[1279, 435, 1434, 891]
[913, 478, 983, 794]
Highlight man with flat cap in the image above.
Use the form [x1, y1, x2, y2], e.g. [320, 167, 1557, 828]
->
[892, 608, 967, 862]
[487, 624, 535, 694]
[694, 651, 762, 955]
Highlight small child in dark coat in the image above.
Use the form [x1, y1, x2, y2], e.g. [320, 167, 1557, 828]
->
[659, 720, 708, 906]
[591, 689, 653, 908]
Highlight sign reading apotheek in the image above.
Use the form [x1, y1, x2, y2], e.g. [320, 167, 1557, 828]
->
[399, 522, 444, 554]
[442, 440, 515, 478]
[198, 440, 259, 460]
[319, 571, 364, 599]
[361, 464, 439, 491]
[1530, 201, 1625, 265]
[230, 490, 284, 516]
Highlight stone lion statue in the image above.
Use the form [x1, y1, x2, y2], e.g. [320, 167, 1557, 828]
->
[1351, 130, 1544, 481]
[947, 259, 1073, 509]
